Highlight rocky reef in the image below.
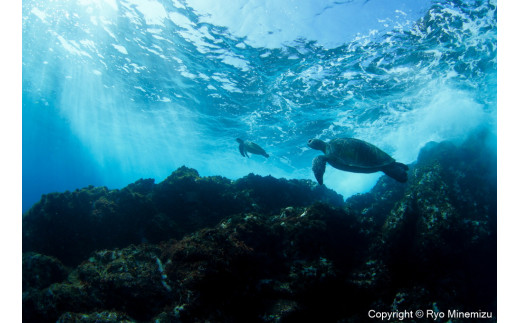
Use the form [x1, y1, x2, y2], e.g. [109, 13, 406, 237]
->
[23, 132, 496, 322]
[23, 167, 343, 266]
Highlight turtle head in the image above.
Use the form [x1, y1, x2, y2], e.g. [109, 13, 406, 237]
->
[236, 138, 244, 144]
[312, 155, 327, 185]
[307, 138, 327, 153]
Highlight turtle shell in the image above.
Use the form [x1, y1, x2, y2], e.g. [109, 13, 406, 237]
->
[246, 142, 267, 155]
[326, 138, 395, 169]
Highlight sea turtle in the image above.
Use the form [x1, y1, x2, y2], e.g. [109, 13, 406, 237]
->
[236, 138, 269, 158]
[307, 137, 408, 185]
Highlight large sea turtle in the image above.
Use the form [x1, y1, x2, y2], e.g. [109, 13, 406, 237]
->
[307, 138, 408, 184]
[237, 138, 269, 158]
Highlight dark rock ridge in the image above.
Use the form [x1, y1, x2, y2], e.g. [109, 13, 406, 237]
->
[23, 132, 497, 323]
[23, 168, 343, 266]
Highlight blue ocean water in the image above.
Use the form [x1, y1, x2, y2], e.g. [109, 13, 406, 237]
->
[22, 0, 496, 213]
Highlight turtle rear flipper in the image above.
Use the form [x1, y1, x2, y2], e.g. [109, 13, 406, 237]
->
[382, 162, 408, 183]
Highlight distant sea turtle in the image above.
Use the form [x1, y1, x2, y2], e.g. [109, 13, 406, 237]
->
[307, 138, 408, 184]
[237, 138, 269, 158]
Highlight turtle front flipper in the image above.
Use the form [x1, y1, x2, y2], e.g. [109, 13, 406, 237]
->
[238, 143, 247, 157]
[237, 138, 247, 157]
[312, 155, 327, 185]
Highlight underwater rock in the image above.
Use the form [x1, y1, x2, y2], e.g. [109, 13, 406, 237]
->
[154, 203, 371, 322]
[22, 134, 497, 322]
[24, 244, 174, 322]
[24, 202, 368, 322]
[22, 186, 113, 265]
[23, 280, 99, 323]
[23, 166, 344, 266]
[56, 311, 136, 323]
[375, 135, 497, 313]
[381, 137, 496, 259]
[22, 252, 68, 293]
[233, 173, 344, 213]
[74, 245, 174, 321]
[345, 175, 407, 227]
